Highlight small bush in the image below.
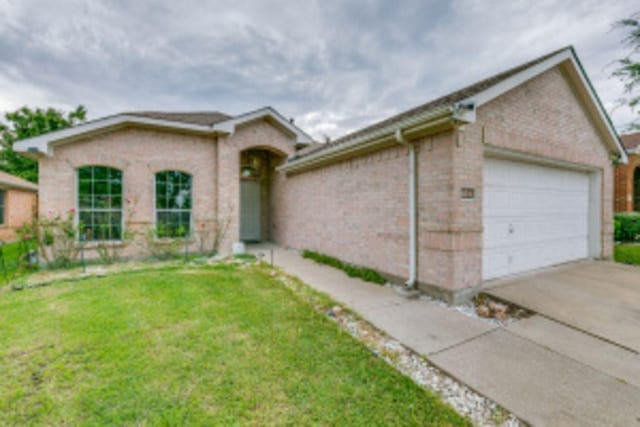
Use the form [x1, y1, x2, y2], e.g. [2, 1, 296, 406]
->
[614, 213, 640, 242]
[302, 250, 386, 285]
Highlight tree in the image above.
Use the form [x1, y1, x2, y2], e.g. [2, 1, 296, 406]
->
[0, 106, 87, 182]
[612, 12, 640, 130]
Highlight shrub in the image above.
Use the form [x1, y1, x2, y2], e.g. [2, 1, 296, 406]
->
[195, 217, 231, 257]
[137, 227, 183, 260]
[614, 212, 640, 242]
[301, 250, 387, 285]
[35, 210, 81, 268]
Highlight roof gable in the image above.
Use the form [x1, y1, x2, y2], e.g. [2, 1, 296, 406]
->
[283, 46, 627, 172]
[212, 107, 313, 144]
[0, 171, 38, 192]
[14, 107, 312, 157]
[331, 47, 569, 146]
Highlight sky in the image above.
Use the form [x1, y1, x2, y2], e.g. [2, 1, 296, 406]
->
[0, 0, 637, 139]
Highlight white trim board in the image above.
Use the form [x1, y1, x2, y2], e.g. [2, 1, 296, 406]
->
[213, 107, 313, 144]
[14, 107, 313, 157]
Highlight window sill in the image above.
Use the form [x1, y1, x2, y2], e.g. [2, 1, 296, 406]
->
[152, 237, 195, 245]
[80, 240, 128, 249]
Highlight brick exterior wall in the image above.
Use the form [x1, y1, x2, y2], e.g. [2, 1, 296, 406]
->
[614, 153, 640, 212]
[39, 127, 218, 256]
[272, 144, 413, 278]
[274, 65, 615, 300]
[35, 65, 615, 300]
[217, 120, 298, 251]
[0, 188, 37, 242]
[37, 120, 298, 257]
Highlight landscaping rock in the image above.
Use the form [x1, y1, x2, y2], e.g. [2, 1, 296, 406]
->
[476, 304, 491, 318]
[488, 301, 508, 318]
[272, 270, 524, 426]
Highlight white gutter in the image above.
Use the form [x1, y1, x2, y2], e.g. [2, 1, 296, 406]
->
[280, 106, 455, 173]
[395, 128, 417, 289]
[278, 102, 478, 289]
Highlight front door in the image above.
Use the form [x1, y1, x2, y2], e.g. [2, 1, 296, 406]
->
[240, 180, 261, 242]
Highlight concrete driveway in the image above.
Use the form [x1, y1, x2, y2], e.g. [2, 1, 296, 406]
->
[485, 261, 640, 352]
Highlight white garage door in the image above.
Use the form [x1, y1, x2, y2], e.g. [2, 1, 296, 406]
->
[483, 157, 591, 280]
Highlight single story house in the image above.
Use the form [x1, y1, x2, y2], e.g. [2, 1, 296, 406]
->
[15, 46, 627, 302]
[614, 132, 640, 212]
[0, 171, 38, 241]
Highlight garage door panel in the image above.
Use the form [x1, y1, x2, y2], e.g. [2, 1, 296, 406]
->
[484, 189, 510, 211]
[482, 249, 510, 279]
[483, 158, 591, 280]
[483, 220, 511, 249]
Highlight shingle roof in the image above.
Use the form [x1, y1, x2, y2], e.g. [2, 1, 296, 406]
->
[621, 132, 640, 151]
[0, 171, 38, 192]
[297, 46, 571, 159]
[124, 111, 232, 127]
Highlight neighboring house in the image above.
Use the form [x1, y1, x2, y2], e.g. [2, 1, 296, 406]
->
[14, 46, 627, 303]
[0, 171, 38, 241]
[614, 132, 640, 212]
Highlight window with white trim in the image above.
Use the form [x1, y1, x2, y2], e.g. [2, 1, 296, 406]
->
[155, 171, 192, 238]
[78, 166, 123, 241]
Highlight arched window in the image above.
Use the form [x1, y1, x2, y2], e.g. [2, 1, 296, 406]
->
[78, 166, 123, 241]
[155, 171, 192, 238]
[634, 167, 640, 212]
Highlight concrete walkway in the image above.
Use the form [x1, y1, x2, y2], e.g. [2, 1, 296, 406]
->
[250, 245, 640, 426]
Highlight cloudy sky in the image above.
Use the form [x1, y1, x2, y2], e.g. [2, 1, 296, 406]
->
[0, 0, 637, 139]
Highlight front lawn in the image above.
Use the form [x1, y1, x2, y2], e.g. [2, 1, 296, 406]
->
[614, 243, 640, 266]
[0, 263, 467, 426]
[0, 240, 36, 283]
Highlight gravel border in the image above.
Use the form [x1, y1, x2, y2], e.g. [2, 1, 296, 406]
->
[275, 270, 524, 427]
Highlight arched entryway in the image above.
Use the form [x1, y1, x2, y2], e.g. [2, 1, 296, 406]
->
[239, 147, 286, 242]
[634, 167, 640, 211]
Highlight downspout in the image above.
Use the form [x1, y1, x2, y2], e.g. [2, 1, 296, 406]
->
[395, 129, 417, 290]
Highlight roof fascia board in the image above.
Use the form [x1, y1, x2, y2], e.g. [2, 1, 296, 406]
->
[213, 107, 313, 144]
[463, 50, 574, 107]
[0, 182, 38, 192]
[280, 107, 455, 173]
[14, 115, 215, 156]
[565, 54, 628, 163]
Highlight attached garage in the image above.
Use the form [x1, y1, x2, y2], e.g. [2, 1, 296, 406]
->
[276, 46, 628, 302]
[482, 156, 601, 280]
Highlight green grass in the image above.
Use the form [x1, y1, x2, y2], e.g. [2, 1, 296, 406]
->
[302, 250, 387, 285]
[0, 264, 467, 426]
[614, 243, 640, 266]
[0, 240, 36, 283]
